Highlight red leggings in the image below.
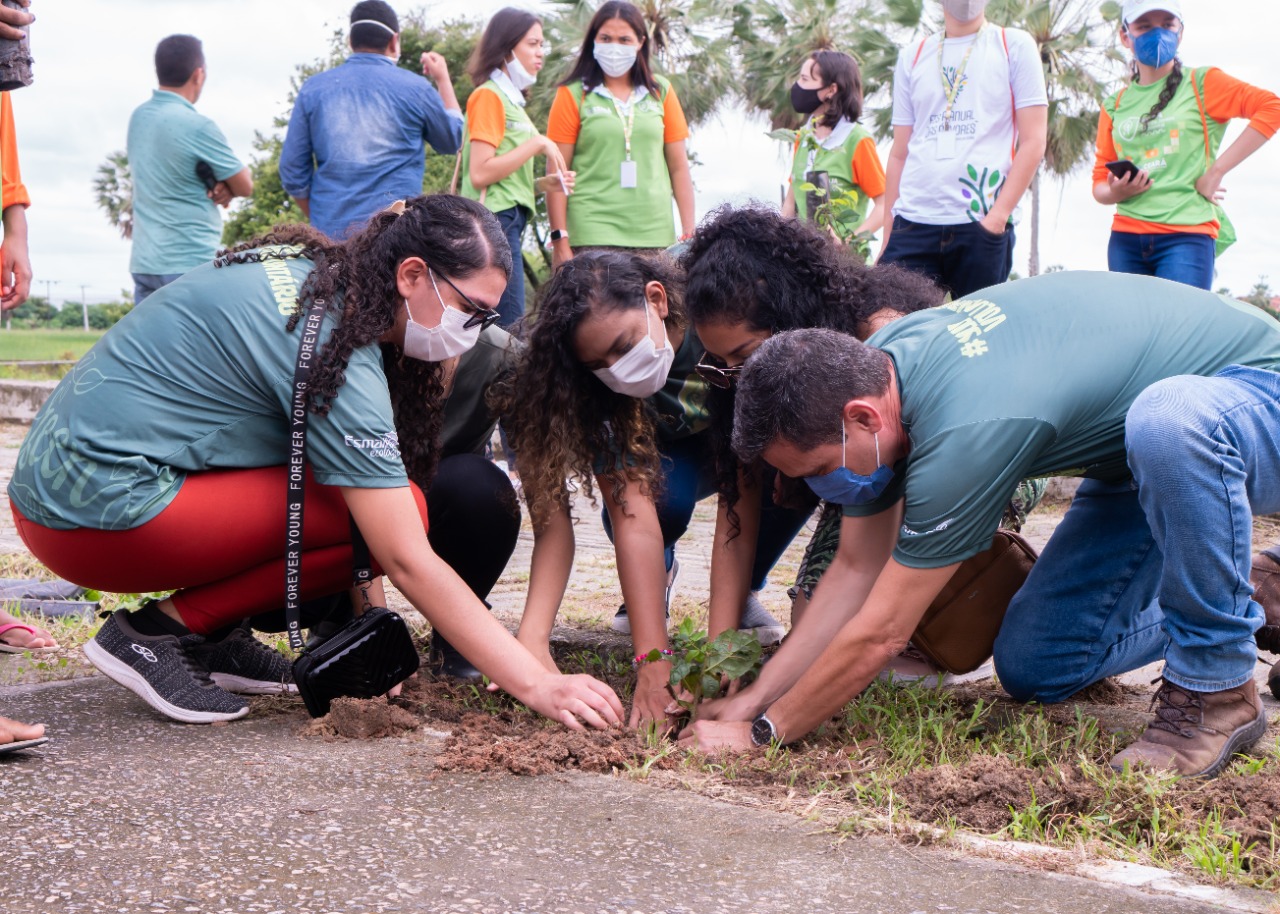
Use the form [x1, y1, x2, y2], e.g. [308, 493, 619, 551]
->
[12, 466, 428, 635]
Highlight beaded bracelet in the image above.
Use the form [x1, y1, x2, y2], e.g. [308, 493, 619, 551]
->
[631, 648, 675, 668]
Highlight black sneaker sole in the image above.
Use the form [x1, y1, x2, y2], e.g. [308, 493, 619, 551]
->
[85, 639, 249, 724]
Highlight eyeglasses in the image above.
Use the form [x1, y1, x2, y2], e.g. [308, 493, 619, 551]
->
[694, 353, 743, 389]
[430, 267, 502, 331]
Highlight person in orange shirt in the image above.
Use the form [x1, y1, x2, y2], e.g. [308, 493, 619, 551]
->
[1092, 0, 1280, 290]
[544, 1, 694, 268]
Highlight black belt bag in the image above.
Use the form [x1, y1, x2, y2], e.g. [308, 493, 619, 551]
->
[285, 295, 420, 718]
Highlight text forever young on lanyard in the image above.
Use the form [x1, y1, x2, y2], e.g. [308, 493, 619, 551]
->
[610, 93, 639, 188]
[936, 24, 983, 160]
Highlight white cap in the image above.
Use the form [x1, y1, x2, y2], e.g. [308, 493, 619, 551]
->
[1121, 0, 1183, 24]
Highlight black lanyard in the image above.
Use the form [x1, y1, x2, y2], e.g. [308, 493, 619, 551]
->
[284, 297, 374, 652]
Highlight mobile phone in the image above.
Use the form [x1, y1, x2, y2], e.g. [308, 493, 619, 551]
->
[195, 160, 218, 192]
[1105, 159, 1141, 181]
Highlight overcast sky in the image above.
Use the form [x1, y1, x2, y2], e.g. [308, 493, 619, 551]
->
[15, 0, 1280, 305]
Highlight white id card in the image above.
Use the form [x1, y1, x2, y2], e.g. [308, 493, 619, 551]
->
[935, 128, 957, 160]
[620, 160, 638, 188]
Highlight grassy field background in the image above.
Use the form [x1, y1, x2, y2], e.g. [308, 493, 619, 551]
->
[0, 329, 102, 363]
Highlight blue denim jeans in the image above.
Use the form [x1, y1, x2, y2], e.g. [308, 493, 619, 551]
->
[994, 365, 1280, 702]
[132, 272, 183, 304]
[601, 434, 812, 590]
[494, 206, 528, 329]
[879, 216, 1016, 299]
[1106, 231, 1215, 290]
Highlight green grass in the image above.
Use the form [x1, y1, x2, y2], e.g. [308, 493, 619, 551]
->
[0, 329, 103, 362]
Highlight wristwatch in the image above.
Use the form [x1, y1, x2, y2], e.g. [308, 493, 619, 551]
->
[549, 229, 569, 242]
[750, 711, 778, 747]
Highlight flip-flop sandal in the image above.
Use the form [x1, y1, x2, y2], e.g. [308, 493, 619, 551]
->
[0, 736, 49, 754]
[0, 623, 58, 654]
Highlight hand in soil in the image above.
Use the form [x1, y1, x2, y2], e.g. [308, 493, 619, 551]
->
[525, 672, 624, 731]
[676, 719, 754, 753]
[629, 662, 675, 728]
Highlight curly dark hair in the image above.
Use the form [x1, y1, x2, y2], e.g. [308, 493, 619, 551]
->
[214, 193, 511, 489]
[681, 204, 942, 519]
[493, 250, 685, 529]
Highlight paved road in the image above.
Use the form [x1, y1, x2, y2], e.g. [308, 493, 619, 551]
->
[0, 677, 1254, 914]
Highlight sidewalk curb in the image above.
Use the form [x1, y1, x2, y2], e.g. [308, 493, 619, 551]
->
[0, 379, 56, 423]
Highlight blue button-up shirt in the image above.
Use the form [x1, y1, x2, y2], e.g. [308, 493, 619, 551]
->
[280, 53, 463, 239]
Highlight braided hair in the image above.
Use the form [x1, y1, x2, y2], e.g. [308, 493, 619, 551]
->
[214, 194, 511, 488]
[1138, 58, 1184, 134]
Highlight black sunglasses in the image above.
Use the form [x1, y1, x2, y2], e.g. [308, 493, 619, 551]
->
[430, 267, 502, 331]
[694, 353, 743, 389]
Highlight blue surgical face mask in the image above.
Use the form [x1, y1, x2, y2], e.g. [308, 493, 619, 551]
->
[804, 426, 895, 506]
[1131, 26, 1179, 69]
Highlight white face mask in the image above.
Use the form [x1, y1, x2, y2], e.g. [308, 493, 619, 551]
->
[591, 301, 674, 398]
[505, 52, 537, 91]
[401, 270, 482, 362]
[942, 0, 989, 21]
[593, 42, 638, 78]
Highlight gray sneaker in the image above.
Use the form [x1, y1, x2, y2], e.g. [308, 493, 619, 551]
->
[611, 558, 680, 635]
[740, 592, 786, 646]
[84, 610, 249, 724]
[183, 623, 297, 695]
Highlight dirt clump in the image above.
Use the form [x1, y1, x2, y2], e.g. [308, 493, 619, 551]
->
[436, 711, 668, 776]
[1180, 769, 1280, 849]
[895, 755, 1102, 833]
[301, 696, 421, 740]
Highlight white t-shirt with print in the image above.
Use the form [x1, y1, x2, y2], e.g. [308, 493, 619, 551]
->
[890, 26, 1047, 226]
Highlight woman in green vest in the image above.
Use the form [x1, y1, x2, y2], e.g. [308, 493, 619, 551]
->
[781, 50, 886, 247]
[461, 8, 572, 327]
[544, 1, 696, 268]
[1091, 0, 1280, 290]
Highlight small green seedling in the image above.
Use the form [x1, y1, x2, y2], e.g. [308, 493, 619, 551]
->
[643, 617, 762, 722]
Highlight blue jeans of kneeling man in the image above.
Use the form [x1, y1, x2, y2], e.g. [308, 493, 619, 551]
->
[994, 364, 1279, 702]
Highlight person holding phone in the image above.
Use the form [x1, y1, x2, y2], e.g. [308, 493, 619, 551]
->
[1092, 0, 1280, 289]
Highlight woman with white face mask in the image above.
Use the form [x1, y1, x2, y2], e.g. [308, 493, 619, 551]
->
[1091, 0, 1280, 290]
[495, 251, 814, 729]
[544, 1, 696, 269]
[9, 194, 624, 732]
[461, 7, 575, 328]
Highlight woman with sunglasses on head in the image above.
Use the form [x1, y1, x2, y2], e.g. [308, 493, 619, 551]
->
[495, 250, 812, 727]
[781, 49, 886, 245]
[460, 7, 574, 328]
[543, 1, 695, 268]
[8, 194, 623, 730]
[683, 206, 1045, 685]
[1092, 0, 1280, 290]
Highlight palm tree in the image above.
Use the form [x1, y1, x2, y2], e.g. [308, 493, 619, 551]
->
[987, 0, 1124, 274]
[93, 150, 133, 240]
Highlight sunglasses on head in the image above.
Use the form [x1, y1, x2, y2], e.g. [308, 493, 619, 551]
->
[430, 267, 502, 331]
[694, 353, 743, 389]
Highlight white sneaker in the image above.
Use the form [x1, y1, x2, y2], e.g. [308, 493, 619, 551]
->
[739, 592, 786, 646]
[610, 558, 679, 635]
[877, 643, 994, 687]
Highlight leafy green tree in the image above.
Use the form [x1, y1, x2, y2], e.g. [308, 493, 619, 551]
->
[6, 295, 55, 327]
[93, 150, 134, 240]
[1241, 276, 1277, 317]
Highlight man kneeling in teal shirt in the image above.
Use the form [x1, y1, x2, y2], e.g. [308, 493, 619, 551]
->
[680, 270, 1279, 779]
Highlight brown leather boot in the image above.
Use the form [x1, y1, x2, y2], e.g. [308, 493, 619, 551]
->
[1250, 550, 1280, 654]
[1110, 678, 1267, 778]
[1269, 659, 1280, 702]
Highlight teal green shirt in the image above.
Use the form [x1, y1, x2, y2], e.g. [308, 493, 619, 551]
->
[126, 90, 245, 274]
[844, 272, 1280, 568]
[10, 254, 406, 531]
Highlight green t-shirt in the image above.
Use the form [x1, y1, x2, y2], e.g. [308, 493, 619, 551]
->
[440, 324, 519, 458]
[650, 324, 712, 442]
[1104, 68, 1225, 229]
[566, 78, 677, 248]
[790, 118, 874, 231]
[9, 253, 407, 531]
[844, 271, 1280, 568]
[460, 80, 538, 216]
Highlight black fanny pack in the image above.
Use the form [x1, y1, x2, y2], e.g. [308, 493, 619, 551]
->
[286, 296, 420, 718]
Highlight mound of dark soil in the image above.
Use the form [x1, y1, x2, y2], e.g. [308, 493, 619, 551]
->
[436, 711, 667, 776]
[302, 696, 421, 740]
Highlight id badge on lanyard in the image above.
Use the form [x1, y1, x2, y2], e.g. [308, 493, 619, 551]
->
[936, 126, 958, 160]
[612, 95, 639, 189]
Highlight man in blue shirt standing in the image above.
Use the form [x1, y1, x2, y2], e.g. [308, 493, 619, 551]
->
[127, 35, 252, 303]
[280, 1, 464, 240]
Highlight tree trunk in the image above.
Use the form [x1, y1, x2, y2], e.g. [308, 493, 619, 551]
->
[1028, 168, 1041, 277]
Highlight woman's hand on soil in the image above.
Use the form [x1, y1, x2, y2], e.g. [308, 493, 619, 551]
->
[676, 719, 754, 753]
[526, 673, 624, 731]
[629, 662, 673, 728]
